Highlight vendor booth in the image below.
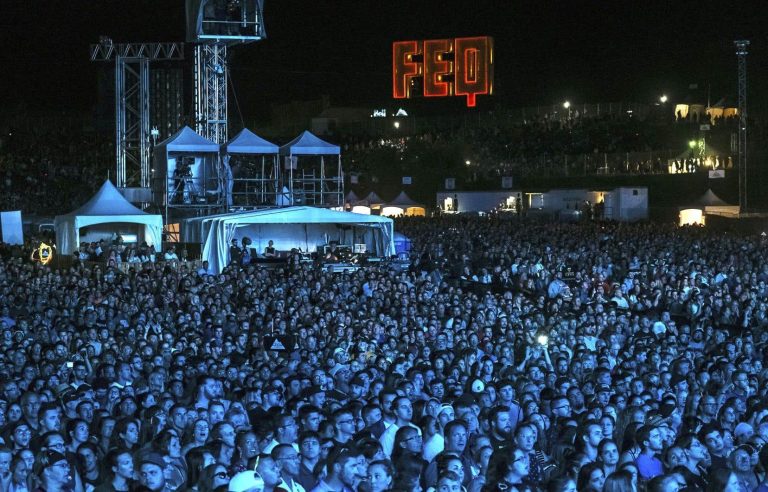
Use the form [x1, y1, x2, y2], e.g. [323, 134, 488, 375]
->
[221, 129, 279, 207]
[152, 126, 220, 211]
[55, 180, 163, 255]
[199, 206, 395, 272]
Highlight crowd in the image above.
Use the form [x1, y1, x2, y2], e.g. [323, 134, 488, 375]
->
[0, 215, 767, 492]
[340, 110, 742, 183]
[0, 127, 112, 215]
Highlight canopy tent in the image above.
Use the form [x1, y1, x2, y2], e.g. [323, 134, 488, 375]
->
[152, 126, 220, 208]
[200, 206, 395, 272]
[382, 191, 426, 217]
[55, 180, 163, 255]
[279, 131, 343, 206]
[344, 190, 370, 214]
[706, 97, 738, 123]
[363, 191, 386, 209]
[678, 189, 739, 225]
[692, 189, 739, 217]
[221, 129, 280, 207]
[223, 128, 279, 154]
[345, 190, 361, 203]
[280, 131, 341, 155]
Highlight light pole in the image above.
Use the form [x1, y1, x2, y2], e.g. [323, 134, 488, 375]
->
[563, 101, 571, 120]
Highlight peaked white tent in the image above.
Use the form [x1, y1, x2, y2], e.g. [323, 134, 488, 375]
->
[55, 180, 163, 255]
[679, 189, 739, 225]
[382, 191, 426, 216]
[221, 129, 280, 206]
[279, 131, 343, 206]
[200, 206, 395, 272]
[152, 126, 220, 208]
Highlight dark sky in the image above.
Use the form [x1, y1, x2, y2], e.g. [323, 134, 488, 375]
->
[2, 0, 767, 119]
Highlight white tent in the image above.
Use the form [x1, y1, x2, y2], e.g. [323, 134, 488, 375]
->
[382, 191, 426, 217]
[55, 180, 163, 256]
[152, 126, 220, 207]
[221, 129, 280, 206]
[279, 131, 343, 206]
[200, 206, 395, 272]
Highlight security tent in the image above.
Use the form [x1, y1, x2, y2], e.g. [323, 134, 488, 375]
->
[55, 180, 163, 255]
[200, 206, 395, 272]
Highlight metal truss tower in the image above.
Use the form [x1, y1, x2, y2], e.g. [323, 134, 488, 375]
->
[194, 44, 228, 144]
[91, 40, 184, 189]
[735, 40, 749, 211]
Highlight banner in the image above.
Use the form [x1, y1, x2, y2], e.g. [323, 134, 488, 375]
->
[708, 170, 725, 179]
[0, 211, 23, 245]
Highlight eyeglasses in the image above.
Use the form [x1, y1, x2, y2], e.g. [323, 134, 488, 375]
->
[214, 471, 229, 479]
[402, 435, 422, 443]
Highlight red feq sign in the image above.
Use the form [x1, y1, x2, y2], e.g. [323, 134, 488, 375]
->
[393, 36, 493, 107]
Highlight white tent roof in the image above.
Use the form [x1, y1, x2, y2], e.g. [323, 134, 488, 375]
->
[693, 189, 731, 207]
[363, 191, 386, 206]
[222, 128, 279, 154]
[157, 126, 219, 153]
[279, 131, 340, 155]
[200, 206, 395, 272]
[388, 190, 424, 208]
[345, 190, 361, 203]
[54, 180, 163, 255]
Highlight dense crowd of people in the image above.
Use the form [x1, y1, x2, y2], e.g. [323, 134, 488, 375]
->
[340, 110, 743, 182]
[0, 215, 767, 492]
[0, 127, 111, 215]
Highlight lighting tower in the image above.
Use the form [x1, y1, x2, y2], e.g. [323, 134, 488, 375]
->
[90, 39, 184, 191]
[735, 40, 749, 211]
[187, 0, 266, 143]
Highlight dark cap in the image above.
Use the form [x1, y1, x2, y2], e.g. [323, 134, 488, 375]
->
[34, 450, 68, 476]
[138, 452, 166, 470]
[595, 384, 612, 394]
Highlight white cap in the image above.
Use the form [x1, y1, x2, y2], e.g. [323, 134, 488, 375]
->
[228, 471, 264, 492]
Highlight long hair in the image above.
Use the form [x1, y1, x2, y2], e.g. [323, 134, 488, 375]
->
[485, 448, 515, 486]
[603, 470, 633, 492]
[184, 447, 209, 489]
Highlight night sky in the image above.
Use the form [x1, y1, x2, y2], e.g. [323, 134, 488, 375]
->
[2, 1, 767, 119]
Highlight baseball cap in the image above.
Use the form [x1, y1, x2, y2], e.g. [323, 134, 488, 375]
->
[138, 452, 166, 470]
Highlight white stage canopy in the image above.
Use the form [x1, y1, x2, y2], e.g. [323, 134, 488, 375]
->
[198, 206, 395, 272]
[55, 180, 163, 255]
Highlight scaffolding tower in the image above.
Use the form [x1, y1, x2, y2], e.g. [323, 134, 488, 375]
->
[735, 40, 749, 211]
[90, 40, 184, 191]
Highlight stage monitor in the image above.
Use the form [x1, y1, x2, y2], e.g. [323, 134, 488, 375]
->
[187, 0, 266, 42]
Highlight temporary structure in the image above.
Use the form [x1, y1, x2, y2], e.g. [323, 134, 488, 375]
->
[279, 131, 343, 206]
[55, 180, 163, 255]
[678, 188, 739, 226]
[382, 191, 426, 217]
[221, 129, 280, 206]
[198, 206, 395, 272]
